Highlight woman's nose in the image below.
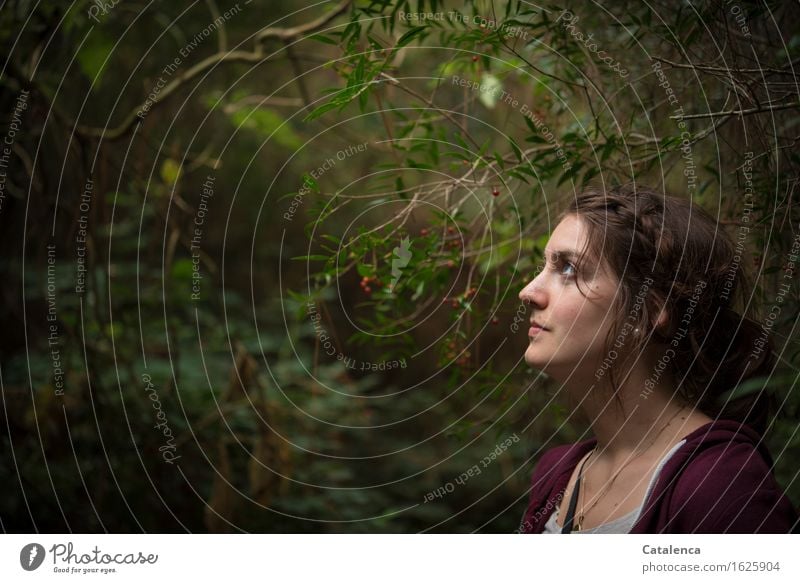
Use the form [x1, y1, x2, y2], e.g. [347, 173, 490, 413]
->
[519, 274, 546, 308]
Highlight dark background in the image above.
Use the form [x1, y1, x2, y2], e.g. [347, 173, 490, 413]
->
[0, 0, 798, 532]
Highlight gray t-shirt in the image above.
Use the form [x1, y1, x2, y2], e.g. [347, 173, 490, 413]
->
[543, 439, 686, 534]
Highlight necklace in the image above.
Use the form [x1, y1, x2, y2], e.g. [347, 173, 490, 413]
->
[569, 405, 688, 532]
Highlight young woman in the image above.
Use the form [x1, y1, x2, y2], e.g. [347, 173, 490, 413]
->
[517, 184, 798, 534]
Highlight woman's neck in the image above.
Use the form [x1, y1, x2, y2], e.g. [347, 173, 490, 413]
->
[570, 365, 706, 464]
[589, 395, 690, 462]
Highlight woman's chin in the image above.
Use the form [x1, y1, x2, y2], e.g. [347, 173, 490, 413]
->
[523, 346, 547, 370]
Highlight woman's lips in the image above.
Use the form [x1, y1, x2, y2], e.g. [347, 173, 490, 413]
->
[528, 325, 547, 336]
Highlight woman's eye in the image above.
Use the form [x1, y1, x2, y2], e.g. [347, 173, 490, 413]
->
[552, 259, 576, 279]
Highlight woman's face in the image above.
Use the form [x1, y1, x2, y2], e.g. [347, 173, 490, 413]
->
[518, 214, 621, 380]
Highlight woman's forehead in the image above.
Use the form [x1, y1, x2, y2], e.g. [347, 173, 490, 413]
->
[546, 215, 587, 255]
[548, 216, 617, 283]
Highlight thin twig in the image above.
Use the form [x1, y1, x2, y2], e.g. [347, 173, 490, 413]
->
[671, 100, 799, 120]
[255, 0, 351, 44]
[7, 0, 353, 142]
[654, 56, 800, 76]
[377, 72, 483, 152]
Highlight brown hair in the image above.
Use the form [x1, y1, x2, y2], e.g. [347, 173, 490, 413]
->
[559, 183, 776, 434]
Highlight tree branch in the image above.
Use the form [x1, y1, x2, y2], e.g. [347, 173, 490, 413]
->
[377, 71, 483, 152]
[654, 56, 800, 76]
[24, 0, 354, 142]
[671, 100, 799, 120]
[255, 0, 351, 44]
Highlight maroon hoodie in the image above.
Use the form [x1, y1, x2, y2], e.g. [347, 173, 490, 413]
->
[520, 420, 798, 533]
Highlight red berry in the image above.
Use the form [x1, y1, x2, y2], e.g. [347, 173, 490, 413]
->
[420, 228, 429, 236]
[364, 286, 372, 293]
[472, 55, 479, 62]
[492, 187, 500, 197]
[491, 317, 499, 325]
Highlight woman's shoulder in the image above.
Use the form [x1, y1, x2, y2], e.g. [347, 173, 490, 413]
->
[662, 419, 797, 532]
[671, 419, 780, 489]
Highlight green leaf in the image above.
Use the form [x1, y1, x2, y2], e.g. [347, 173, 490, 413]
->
[556, 166, 576, 187]
[172, 259, 193, 281]
[160, 159, 182, 185]
[309, 34, 339, 45]
[229, 107, 303, 149]
[509, 139, 524, 163]
[600, 138, 616, 161]
[304, 99, 343, 122]
[524, 134, 547, 144]
[411, 280, 425, 301]
[321, 234, 342, 245]
[77, 29, 115, 84]
[715, 376, 770, 406]
[493, 151, 506, 170]
[508, 169, 530, 183]
[582, 166, 600, 184]
[396, 26, 428, 48]
[303, 173, 319, 192]
[523, 113, 540, 134]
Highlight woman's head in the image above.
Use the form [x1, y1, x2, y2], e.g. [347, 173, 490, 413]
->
[517, 213, 622, 379]
[518, 183, 774, 432]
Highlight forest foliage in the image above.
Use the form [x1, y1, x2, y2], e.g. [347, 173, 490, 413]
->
[0, 0, 798, 532]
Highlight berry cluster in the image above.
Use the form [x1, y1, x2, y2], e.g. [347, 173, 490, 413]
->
[359, 275, 381, 295]
[444, 339, 472, 368]
[444, 286, 479, 309]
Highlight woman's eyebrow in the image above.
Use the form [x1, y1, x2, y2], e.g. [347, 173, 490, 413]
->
[544, 248, 578, 260]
